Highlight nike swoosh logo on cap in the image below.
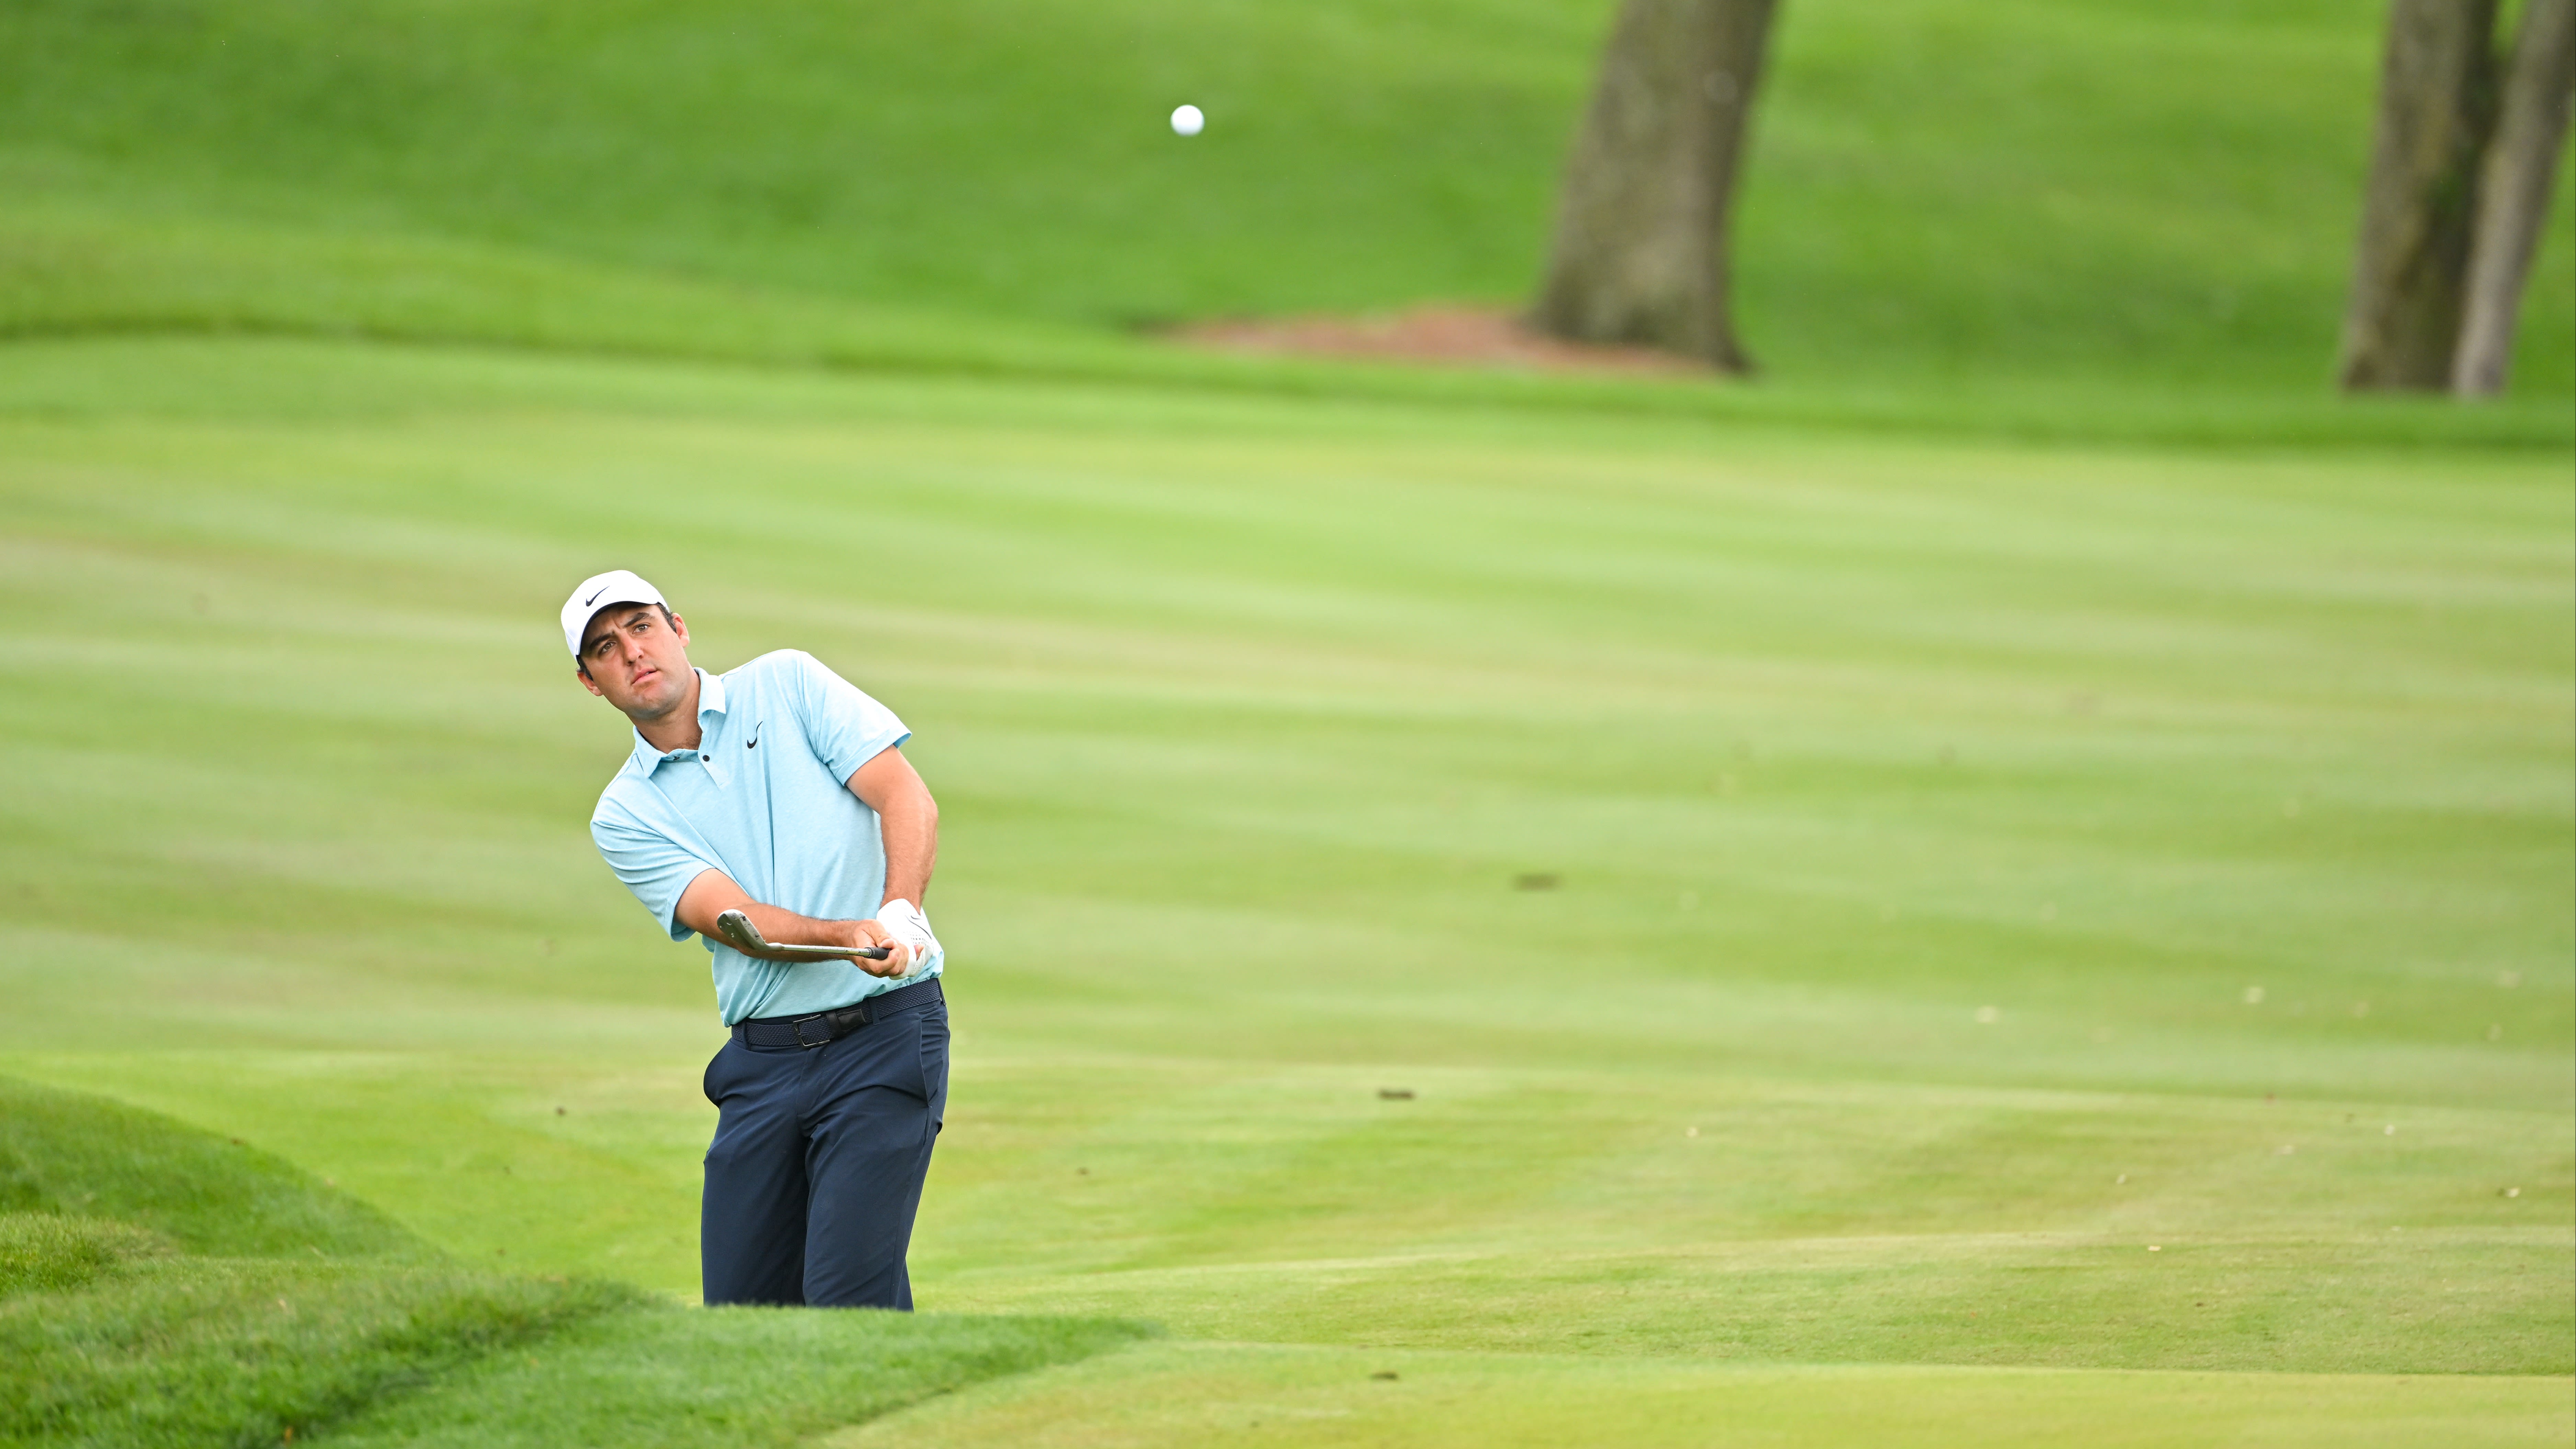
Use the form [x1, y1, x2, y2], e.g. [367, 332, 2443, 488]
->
[582, 587, 606, 606]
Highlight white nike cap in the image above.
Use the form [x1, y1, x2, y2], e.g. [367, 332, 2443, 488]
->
[560, 569, 668, 656]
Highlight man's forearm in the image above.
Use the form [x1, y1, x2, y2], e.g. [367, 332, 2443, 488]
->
[675, 870, 875, 959]
[877, 797, 936, 907]
[738, 900, 874, 957]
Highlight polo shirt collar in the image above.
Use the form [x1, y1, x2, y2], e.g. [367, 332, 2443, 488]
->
[628, 668, 726, 768]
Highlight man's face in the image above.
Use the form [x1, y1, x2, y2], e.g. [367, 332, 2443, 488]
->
[577, 603, 694, 721]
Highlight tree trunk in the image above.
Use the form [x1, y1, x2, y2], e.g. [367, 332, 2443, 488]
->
[1531, 0, 1779, 371]
[2452, 0, 2575, 396]
[2338, 0, 2500, 391]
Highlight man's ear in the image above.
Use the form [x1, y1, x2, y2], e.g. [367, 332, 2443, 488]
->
[668, 613, 690, 646]
[576, 664, 605, 698]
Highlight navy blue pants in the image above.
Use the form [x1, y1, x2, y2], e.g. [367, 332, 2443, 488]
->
[699, 996, 948, 1308]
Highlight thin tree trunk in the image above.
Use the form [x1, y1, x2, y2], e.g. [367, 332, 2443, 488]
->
[2452, 0, 2575, 396]
[2338, 0, 2500, 391]
[1531, 0, 1779, 371]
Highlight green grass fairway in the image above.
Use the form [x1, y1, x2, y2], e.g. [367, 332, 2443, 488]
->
[825, 1345, 2574, 1449]
[3, 0, 2566, 1439]
[0, 335, 2566, 1444]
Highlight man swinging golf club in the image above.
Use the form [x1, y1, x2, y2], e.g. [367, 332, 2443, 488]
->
[564, 569, 946, 1309]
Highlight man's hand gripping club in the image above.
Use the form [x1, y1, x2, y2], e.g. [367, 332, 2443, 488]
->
[678, 873, 936, 980]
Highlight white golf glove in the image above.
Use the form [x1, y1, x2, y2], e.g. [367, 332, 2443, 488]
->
[873, 898, 941, 976]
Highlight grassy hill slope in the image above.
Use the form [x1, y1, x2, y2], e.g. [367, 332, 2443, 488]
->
[1, 1073, 420, 1259]
[0, 1075, 624, 1446]
[1, 0, 2568, 404]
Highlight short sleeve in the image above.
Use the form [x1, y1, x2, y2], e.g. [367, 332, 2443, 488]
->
[779, 650, 911, 784]
[591, 796, 725, 941]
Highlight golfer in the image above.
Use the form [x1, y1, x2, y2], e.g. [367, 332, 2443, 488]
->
[562, 569, 947, 1310]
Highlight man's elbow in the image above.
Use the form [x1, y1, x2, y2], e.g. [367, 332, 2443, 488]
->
[873, 779, 936, 828]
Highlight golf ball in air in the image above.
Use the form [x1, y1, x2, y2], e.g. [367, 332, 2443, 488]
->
[1171, 104, 1204, 136]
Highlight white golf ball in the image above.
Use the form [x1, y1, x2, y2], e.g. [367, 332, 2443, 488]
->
[1170, 104, 1205, 136]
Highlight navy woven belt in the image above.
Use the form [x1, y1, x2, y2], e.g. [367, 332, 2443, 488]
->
[731, 977, 943, 1050]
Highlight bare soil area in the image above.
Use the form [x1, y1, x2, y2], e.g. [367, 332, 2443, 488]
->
[1173, 306, 1705, 376]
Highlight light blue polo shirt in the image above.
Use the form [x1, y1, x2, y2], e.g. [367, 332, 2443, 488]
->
[589, 649, 942, 1025]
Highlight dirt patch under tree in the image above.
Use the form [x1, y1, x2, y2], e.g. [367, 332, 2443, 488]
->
[1173, 306, 1706, 376]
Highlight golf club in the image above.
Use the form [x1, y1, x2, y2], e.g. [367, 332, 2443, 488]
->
[716, 908, 892, 961]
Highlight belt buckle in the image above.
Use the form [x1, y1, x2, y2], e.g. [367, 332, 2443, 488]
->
[788, 1014, 832, 1049]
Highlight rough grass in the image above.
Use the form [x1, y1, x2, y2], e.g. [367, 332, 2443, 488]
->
[0, 1213, 170, 1299]
[1, 1258, 637, 1449]
[0, 1075, 636, 1447]
[0, 1074, 1144, 1447]
[0, 0, 2566, 409]
[319, 1309, 1153, 1448]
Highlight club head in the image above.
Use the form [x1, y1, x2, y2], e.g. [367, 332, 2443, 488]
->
[716, 909, 770, 953]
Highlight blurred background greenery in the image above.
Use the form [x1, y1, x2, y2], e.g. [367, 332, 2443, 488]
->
[4, 0, 2568, 400]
